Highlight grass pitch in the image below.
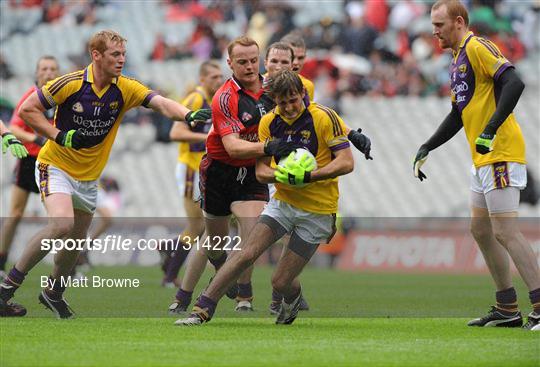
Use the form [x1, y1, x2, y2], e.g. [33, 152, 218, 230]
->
[1, 265, 538, 366]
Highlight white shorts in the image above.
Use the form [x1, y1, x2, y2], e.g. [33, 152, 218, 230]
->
[35, 161, 98, 213]
[261, 198, 336, 244]
[470, 162, 527, 194]
[469, 162, 527, 214]
[175, 162, 200, 201]
[268, 184, 276, 198]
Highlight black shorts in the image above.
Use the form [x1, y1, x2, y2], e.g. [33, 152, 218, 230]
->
[199, 155, 269, 216]
[13, 155, 39, 193]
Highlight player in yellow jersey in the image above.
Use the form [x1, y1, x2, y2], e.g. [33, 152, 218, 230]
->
[413, 0, 540, 331]
[0, 30, 211, 318]
[261, 41, 314, 313]
[176, 70, 354, 326]
[281, 32, 373, 160]
[167, 61, 224, 312]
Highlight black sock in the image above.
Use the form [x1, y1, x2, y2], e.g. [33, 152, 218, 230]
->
[44, 275, 66, 301]
[283, 288, 301, 304]
[237, 282, 252, 301]
[271, 288, 283, 303]
[496, 287, 518, 315]
[529, 288, 540, 314]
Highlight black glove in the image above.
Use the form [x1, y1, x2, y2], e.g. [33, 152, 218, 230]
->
[348, 128, 373, 160]
[413, 145, 429, 181]
[55, 129, 91, 150]
[33, 135, 47, 147]
[263, 138, 302, 159]
[475, 124, 496, 155]
[185, 109, 212, 127]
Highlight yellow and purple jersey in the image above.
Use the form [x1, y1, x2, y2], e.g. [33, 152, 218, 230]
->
[37, 64, 157, 180]
[450, 31, 525, 168]
[259, 101, 350, 214]
[299, 74, 315, 101]
[178, 86, 212, 171]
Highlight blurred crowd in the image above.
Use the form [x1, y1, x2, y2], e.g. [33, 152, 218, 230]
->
[3, 0, 539, 103]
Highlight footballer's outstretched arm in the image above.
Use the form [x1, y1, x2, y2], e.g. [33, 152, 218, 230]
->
[19, 92, 61, 140]
[9, 124, 42, 144]
[310, 147, 354, 182]
[421, 104, 463, 152]
[148, 95, 191, 121]
[0, 120, 8, 135]
[413, 105, 463, 181]
[169, 120, 207, 143]
[222, 134, 300, 160]
[222, 133, 265, 159]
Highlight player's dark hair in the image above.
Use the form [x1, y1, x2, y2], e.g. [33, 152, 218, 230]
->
[432, 0, 469, 26]
[265, 42, 294, 62]
[227, 36, 259, 59]
[280, 32, 306, 50]
[88, 30, 127, 55]
[268, 70, 304, 99]
[199, 60, 221, 77]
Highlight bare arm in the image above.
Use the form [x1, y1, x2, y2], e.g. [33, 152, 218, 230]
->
[169, 121, 207, 143]
[222, 133, 265, 159]
[147, 95, 191, 121]
[255, 156, 275, 184]
[10, 124, 41, 143]
[310, 148, 354, 182]
[19, 92, 61, 140]
[0, 120, 9, 135]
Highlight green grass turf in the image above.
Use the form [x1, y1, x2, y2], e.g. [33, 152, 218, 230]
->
[1, 265, 538, 366]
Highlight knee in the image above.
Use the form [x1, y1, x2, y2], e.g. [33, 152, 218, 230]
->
[237, 249, 258, 268]
[191, 219, 205, 237]
[470, 221, 492, 244]
[48, 218, 74, 238]
[9, 209, 24, 221]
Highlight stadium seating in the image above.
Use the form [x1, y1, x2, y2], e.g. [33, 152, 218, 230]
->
[2, 94, 537, 218]
[0, 2, 538, 219]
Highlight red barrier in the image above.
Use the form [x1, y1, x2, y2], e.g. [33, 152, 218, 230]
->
[338, 229, 540, 274]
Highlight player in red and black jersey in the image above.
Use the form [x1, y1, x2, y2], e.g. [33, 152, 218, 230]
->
[0, 56, 59, 280]
[198, 36, 299, 312]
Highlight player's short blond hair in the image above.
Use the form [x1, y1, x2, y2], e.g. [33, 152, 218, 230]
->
[432, 0, 469, 26]
[227, 36, 259, 59]
[88, 30, 127, 55]
[267, 70, 304, 99]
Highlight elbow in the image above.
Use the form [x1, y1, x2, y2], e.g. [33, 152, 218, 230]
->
[346, 162, 354, 175]
[225, 147, 242, 159]
[18, 105, 30, 122]
[343, 160, 354, 175]
[516, 79, 525, 94]
[169, 130, 179, 141]
[255, 169, 265, 184]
